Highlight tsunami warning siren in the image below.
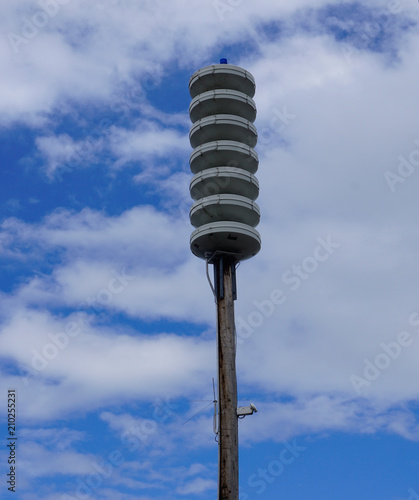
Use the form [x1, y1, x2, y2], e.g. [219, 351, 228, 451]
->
[188, 59, 261, 262]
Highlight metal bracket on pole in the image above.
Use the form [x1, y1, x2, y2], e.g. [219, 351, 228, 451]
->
[219, 256, 224, 300]
[209, 252, 237, 302]
[231, 262, 237, 301]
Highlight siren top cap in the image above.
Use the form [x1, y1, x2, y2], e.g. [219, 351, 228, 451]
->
[189, 64, 256, 99]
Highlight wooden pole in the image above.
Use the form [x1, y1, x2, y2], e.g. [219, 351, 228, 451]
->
[215, 256, 238, 500]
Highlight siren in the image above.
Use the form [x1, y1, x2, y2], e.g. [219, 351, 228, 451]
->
[188, 60, 261, 261]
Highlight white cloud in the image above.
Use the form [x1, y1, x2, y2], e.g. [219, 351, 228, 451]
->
[0, 205, 215, 321]
[239, 396, 419, 444]
[108, 121, 189, 169]
[176, 477, 217, 495]
[0, 306, 215, 420]
[0, 205, 189, 264]
[1, 0, 410, 126]
[36, 133, 101, 179]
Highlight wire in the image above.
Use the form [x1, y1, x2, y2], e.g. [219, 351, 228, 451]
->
[182, 402, 213, 425]
[234, 261, 239, 354]
[206, 256, 216, 302]
[212, 377, 218, 436]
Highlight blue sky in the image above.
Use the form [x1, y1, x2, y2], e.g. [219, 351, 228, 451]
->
[1, 0, 419, 499]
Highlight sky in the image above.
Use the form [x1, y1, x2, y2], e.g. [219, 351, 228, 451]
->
[1, 0, 419, 499]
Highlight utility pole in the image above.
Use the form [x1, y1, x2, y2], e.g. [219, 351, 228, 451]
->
[215, 256, 238, 499]
[188, 59, 260, 500]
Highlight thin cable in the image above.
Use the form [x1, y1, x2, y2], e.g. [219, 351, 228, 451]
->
[234, 261, 239, 354]
[212, 377, 218, 436]
[182, 402, 213, 425]
[206, 257, 216, 302]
